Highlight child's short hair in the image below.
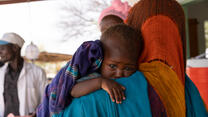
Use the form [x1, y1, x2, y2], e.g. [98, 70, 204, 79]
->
[100, 24, 143, 57]
[101, 15, 123, 24]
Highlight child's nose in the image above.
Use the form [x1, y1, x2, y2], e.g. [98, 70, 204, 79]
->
[114, 69, 124, 78]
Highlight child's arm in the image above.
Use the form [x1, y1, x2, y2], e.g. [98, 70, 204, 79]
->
[71, 78, 126, 104]
[71, 78, 101, 98]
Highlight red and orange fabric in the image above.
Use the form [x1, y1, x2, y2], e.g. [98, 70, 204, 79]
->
[126, 0, 187, 116]
[126, 0, 186, 84]
[140, 15, 185, 85]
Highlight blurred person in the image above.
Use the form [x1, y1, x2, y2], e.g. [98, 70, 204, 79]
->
[98, 0, 130, 33]
[0, 32, 47, 117]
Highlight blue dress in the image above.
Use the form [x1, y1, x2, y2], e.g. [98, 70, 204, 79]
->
[53, 71, 152, 117]
[53, 72, 208, 117]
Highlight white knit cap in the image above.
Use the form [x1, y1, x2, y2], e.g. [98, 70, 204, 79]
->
[0, 32, 25, 48]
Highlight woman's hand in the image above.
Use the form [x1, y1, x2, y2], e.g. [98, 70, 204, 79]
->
[100, 78, 126, 104]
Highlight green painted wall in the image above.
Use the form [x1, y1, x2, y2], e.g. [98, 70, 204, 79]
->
[182, 6, 191, 59]
[181, 0, 206, 5]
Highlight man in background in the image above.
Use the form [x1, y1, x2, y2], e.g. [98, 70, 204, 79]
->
[0, 32, 47, 117]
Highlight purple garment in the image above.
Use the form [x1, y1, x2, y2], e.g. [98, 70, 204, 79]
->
[148, 84, 167, 117]
[36, 40, 103, 117]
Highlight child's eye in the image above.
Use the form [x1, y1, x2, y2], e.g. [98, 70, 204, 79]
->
[109, 64, 117, 69]
[124, 67, 134, 71]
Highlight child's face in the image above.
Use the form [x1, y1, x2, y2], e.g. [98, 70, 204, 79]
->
[101, 36, 138, 79]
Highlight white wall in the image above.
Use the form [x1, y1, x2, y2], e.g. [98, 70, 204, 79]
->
[188, 0, 208, 54]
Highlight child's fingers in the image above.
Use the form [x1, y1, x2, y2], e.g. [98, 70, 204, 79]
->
[119, 85, 126, 100]
[121, 85, 125, 90]
[117, 89, 123, 103]
[121, 89, 125, 100]
[113, 88, 119, 103]
[113, 88, 121, 104]
[118, 83, 125, 90]
[108, 89, 115, 102]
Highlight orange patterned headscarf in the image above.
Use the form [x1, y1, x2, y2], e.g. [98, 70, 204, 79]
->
[126, 0, 186, 84]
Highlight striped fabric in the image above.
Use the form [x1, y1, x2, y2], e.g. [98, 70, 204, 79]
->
[36, 40, 103, 117]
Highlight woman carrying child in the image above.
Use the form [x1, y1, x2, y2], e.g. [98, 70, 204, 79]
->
[36, 0, 131, 116]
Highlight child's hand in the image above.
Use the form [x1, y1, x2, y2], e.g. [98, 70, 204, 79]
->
[100, 78, 126, 104]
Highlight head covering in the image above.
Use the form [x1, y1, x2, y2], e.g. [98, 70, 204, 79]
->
[98, 0, 131, 24]
[0, 32, 25, 48]
[126, 0, 187, 116]
[126, 0, 186, 84]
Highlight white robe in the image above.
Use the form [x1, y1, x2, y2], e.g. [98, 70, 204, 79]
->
[0, 62, 47, 116]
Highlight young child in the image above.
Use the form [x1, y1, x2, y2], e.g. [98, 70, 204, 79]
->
[37, 24, 142, 117]
[70, 24, 143, 104]
[51, 24, 147, 117]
